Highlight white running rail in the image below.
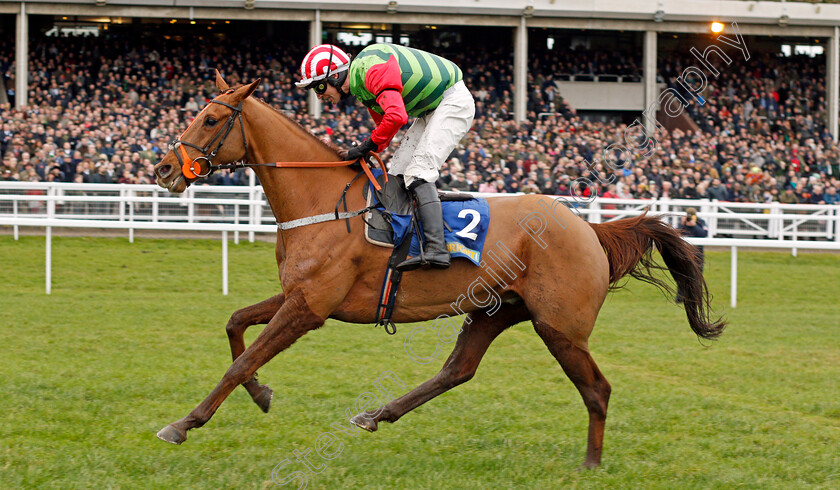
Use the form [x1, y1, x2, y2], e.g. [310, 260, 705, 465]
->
[2, 182, 840, 307]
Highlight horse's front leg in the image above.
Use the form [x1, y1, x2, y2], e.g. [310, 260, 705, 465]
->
[157, 290, 324, 445]
[226, 292, 286, 413]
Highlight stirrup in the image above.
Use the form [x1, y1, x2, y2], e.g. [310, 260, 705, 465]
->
[396, 253, 449, 272]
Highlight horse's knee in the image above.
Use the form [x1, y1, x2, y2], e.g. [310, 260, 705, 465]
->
[441, 365, 476, 389]
[583, 380, 611, 419]
[601, 380, 612, 403]
[225, 310, 249, 338]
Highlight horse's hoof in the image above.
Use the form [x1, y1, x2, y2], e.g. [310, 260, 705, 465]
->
[576, 461, 600, 471]
[350, 413, 378, 432]
[156, 424, 187, 445]
[254, 385, 274, 414]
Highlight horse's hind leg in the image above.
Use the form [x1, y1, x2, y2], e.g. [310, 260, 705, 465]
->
[226, 292, 285, 413]
[351, 303, 530, 431]
[533, 321, 611, 469]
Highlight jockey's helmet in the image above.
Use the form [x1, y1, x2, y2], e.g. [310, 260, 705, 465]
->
[295, 44, 351, 92]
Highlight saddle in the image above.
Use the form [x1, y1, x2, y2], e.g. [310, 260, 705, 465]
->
[362, 172, 473, 247]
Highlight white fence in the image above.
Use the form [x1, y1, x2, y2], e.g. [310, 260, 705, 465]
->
[2, 182, 839, 243]
[2, 182, 840, 308]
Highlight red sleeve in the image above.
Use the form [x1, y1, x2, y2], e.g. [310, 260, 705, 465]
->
[367, 108, 383, 125]
[364, 57, 408, 152]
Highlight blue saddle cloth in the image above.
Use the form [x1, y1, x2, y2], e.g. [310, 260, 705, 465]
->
[367, 172, 490, 266]
[390, 199, 490, 266]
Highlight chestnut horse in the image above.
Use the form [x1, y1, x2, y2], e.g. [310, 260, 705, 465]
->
[152, 73, 724, 469]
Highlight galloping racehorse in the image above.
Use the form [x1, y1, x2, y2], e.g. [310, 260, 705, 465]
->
[152, 73, 725, 469]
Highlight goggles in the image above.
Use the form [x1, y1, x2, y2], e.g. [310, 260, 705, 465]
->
[310, 80, 329, 95]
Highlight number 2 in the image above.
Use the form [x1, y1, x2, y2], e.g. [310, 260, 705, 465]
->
[455, 209, 481, 240]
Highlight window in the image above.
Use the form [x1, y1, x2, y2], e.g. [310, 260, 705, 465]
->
[336, 32, 373, 46]
[780, 44, 824, 57]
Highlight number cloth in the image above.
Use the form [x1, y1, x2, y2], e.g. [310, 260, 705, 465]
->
[387, 203, 489, 267]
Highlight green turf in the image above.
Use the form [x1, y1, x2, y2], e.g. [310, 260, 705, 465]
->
[1, 235, 838, 489]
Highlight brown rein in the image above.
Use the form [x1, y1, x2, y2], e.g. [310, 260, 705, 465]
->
[211, 152, 388, 191]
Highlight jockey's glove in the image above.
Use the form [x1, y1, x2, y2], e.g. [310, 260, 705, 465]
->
[339, 139, 377, 162]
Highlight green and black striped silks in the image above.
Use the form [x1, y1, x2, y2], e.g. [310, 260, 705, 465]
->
[349, 43, 463, 118]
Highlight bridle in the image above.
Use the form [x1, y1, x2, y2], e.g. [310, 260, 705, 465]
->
[169, 89, 248, 182]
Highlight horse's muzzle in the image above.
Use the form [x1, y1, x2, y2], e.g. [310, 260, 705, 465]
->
[154, 156, 188, 193]
[156, 163, 174, 179]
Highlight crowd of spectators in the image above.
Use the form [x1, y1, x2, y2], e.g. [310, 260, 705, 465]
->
[1, 32, 839, 206]
[661, 51, 829, 140]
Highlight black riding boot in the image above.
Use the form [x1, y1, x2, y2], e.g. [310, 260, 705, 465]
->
[396, 181, 451, 271]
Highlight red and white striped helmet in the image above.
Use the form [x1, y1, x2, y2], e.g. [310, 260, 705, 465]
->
[295, 44, 351, 88]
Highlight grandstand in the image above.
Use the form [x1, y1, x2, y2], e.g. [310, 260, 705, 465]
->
[0, 0, 839, 204]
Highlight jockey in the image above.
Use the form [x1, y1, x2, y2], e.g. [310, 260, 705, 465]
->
[296, 43, 476, 271]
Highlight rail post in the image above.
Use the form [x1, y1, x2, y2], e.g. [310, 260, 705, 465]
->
[128, 187, 135, 243]
[709, 200, 719, 238]
[730, 246, 737, 308]
[255, 188, 264, 237]
[248, 169, 256, 242]
[222, 230, 229, 295]
[187, 187, 195, 223]
[699, 199, 711, 237]
[46, 187, 56, 295]
[13, 199, 19, 240]
[770, 201, 781, 239]
[118, 185, 126, 224]
[590, 200, 601, 224]
[835, 204, 840, 243]
[234, 203, 240, 245]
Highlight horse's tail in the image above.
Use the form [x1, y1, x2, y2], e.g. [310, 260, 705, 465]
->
[588, 214, 726, 340]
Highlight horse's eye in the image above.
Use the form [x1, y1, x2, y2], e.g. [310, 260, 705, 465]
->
[205, 117, 218, 127]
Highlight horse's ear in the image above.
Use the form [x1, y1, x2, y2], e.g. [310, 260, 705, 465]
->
[215, 70, 230, 93]
[240, 78, 261, 100]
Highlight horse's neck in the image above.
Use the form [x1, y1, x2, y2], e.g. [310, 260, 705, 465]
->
[244, 101, 355, 227]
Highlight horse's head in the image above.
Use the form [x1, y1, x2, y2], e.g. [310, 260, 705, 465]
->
[154, 71, 260, 193]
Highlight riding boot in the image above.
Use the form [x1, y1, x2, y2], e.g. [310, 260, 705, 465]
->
[396, 181, 451, 271]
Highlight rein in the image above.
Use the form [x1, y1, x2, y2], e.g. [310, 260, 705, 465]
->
[212, 153, 388, 193]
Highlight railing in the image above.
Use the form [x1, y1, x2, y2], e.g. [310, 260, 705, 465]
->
[0, 181, 273, 243]
[2, 183, 840, 307]
[2, 183, 839, 243]
[579, 197, 840, 244]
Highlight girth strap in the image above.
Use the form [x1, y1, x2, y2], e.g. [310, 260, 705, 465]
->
[277, 206, 376, 231]
[375, 225, 414, 335]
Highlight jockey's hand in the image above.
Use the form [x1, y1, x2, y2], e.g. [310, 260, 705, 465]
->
[339, 139, 377, 162]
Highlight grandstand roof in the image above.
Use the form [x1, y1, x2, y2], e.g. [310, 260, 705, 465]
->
[2, 0, 840, 30]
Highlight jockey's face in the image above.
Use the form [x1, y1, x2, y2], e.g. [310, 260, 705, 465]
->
[313, 74, 349, 105]
[316, 83, 341, 105]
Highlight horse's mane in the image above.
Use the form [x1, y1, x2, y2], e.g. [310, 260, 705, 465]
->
[246, 93, 341, 156]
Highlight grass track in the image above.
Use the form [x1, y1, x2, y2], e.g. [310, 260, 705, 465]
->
[1, 235, 838, 489]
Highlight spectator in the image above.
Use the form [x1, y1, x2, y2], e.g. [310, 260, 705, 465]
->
[676, 207, 708, 304]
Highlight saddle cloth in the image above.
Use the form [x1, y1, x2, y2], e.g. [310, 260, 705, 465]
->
[363, 170, 490, 266]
